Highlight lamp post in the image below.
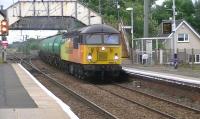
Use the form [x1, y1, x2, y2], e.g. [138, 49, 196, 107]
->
[126, 7, 133, 48]
[172, 0, 177, 68]
[98, 0, 103, 24]
[116, 0, 120, 22]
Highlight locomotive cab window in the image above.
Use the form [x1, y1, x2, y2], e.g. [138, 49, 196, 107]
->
[84, 34, 120, 45]
[73, 36, 79, 49]
[104, 34, 119, 45]
[85, 34, 102, 44]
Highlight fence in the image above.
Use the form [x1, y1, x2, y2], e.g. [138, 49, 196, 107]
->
[131, 48, 200, 67]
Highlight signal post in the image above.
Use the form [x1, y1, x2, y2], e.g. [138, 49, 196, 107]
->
[0, 12, 9, 63]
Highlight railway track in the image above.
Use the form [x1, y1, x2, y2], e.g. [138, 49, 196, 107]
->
[7, 54, 118, 119]
[8, 55, 200, 119]
[23, 62, 119, 119]
[96, 83, 200, 119]
[115, 83, 200, 113]
[24, 59, 171, 118]
[96, 85, 175, 119]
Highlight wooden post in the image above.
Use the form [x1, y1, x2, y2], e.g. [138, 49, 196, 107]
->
[192, 48, 194, 69]
[2, 48, 6, 63]
[155, 49, 157, 65]
[184, 48, 186, 64]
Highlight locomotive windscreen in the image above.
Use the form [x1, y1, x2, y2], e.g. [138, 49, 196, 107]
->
[104, 34, 119, 44]
[85, 34, 120, 45]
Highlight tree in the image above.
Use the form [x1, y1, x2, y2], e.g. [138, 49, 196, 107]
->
[193, 0, 200, 33]
[152, 0, 200, 34]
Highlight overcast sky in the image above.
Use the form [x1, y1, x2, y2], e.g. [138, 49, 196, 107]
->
[0, 0, 197, 10]
[0, 0, 15, 9]
[0, 0, 167, 10]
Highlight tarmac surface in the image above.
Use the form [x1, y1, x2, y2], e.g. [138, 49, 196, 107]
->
[0, 64, 37, 108]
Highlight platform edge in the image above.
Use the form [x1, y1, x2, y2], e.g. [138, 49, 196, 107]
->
[17, 63, 79, 119]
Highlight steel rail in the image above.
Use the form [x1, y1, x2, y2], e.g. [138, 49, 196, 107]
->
[22, 61, 119, 119]
[96, 85, 176, 119]
[115, 83, 200, 113]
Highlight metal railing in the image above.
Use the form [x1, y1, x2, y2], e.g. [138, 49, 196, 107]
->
[130, 48, 200, 68]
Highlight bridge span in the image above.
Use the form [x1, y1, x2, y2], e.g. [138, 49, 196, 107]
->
[6, 0, 102, 30]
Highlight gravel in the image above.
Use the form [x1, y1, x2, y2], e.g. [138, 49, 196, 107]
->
[31, 60, 167, 119]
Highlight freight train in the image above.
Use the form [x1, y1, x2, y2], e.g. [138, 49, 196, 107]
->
[39, 24, 122, 79]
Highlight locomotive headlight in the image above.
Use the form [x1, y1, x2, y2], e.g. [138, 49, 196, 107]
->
[87, 55, 92, 60]
[114, 53, 119, 60]
[101, 46, 105, 51]
[114, 55, 119, 60]
[87, 53, 92, 61]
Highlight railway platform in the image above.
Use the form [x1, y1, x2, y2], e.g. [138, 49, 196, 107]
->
[122, 59, 200, 88]
[0, 63, 78, 119]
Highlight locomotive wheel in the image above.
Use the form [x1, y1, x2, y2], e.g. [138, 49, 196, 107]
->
[65, 63, 69, 74]
[101, 71, 105, 80]
[112, 71, 120, 77]
[69, 64, 74, 75]
[78, 66, 85, 79]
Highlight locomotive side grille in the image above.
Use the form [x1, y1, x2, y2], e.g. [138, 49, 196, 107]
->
[98, 52, 108, 61]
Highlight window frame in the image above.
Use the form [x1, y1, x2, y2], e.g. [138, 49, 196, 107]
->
[83, 33, 120, 45]
[195, 54, 200, 63]
[189, 54, 200, 64]
[103, 34, 120, 45]
[177, 33, 189, 42]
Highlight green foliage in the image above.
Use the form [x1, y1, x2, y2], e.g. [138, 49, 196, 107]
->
[79, 0, 200, 39]
[193, 0, 200, 33]
[79, 0, 158, 38]
[152, 0, 200, 33]
[13, 38, 40, 53]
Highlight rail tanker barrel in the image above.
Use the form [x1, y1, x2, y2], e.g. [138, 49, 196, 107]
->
[40, 34, 62, 55]
[52, 35, 63, 56]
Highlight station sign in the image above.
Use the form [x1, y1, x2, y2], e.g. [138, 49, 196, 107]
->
[1, 40, 8, 48]
[163, 22, 172, 34]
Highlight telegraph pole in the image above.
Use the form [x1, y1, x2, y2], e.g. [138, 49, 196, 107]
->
[116, 0, 120, 22]
[143, 0, 152, 64]
[144, 0, 150, 37]
[99, 0, 103, 24]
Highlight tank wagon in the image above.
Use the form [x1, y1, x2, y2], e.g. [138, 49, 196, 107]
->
[39, 24, 122, 79]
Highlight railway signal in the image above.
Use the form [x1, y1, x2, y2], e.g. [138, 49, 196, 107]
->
[0, 19, 9, 36]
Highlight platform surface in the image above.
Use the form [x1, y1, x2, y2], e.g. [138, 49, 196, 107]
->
[0, 64, 37, 108]
[122, 60, 200, 87]
[0, 63, 77, 119]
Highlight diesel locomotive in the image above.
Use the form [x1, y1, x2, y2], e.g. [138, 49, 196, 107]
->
[39, 24, 122, 79]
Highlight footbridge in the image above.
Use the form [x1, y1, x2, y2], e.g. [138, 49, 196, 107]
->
[6, 0, 102, 30]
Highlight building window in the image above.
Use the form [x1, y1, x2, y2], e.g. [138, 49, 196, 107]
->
[195, 54, 200, 63]
[178, 33, 189, 42]
[189, 54, 200, 63]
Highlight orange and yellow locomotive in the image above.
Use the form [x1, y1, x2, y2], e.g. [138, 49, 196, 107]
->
[39, 24, 122, 79]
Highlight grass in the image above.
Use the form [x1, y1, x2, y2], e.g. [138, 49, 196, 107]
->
[0, 58, 3, 64]
[179, 64, 200, 71]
